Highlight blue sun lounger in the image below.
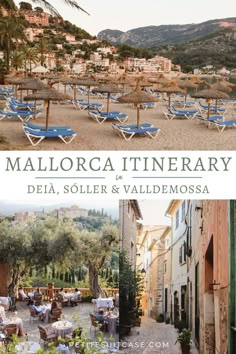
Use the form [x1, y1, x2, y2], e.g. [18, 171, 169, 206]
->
[140, 102, 156, 109]
[112, 123, 153, 130]
[112, 125, 160, 141]
[171, 106, 198, 114]
[88, 110, 128, 124]
[7, 103, 42, 118]
[23, 122, 71, 131]
[23, 127, 77, 146]
[0, 109, 33, 122]
[198, 101, 226, 113]
[164, 107, 198, 120]
[209, 119, 236, 133]
[8, 97, 43, 108]
[75, 101, 104, 111]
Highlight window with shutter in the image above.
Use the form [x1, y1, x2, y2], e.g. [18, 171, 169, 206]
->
[179, 245, 182, 264]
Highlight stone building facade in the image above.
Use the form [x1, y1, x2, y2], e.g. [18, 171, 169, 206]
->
[166, 200, 188, 325]
[200, 200, 229, 354]
[186, 200, 203, 348]
[119, 200, 142, 267]
[136, 225, 170, 319]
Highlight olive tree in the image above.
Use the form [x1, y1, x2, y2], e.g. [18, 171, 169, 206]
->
[76, 224, 119, 298]
[0, 218, 78, 296]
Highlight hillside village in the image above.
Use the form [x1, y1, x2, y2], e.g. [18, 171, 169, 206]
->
[0, 2, 177, 76]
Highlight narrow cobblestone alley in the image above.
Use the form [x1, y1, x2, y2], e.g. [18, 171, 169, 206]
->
[120, 315, 199, 354]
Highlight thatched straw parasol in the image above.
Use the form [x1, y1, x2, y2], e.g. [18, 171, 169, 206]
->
[24, 88, 72, 131]
[92, 84, 123, 113]
[211, 82, 232, 93]
[154, 81, 186, 108]
[178, 79, 199, 102]
[18, 80, 47, 119]
[191, 88, 229, 119]
[118, 83, 158, 127]
[62, 78, 81, 101]
[75, 78, 98, 104]
[7, 77, 35, 99]
[190, 76, 203, 85]
[218, 78, 235, 88]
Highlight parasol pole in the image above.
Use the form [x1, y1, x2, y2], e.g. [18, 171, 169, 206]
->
[168, 94, 171, 109]
[137, 103, 140, 128]
[207, 98, 210, 120]
[87, 86, 90, 104]
[215, 99, 218, 113]
[46, 100, 50, 131]
[73, 84, 76, 102]
[107, 92, 110, 114]
[33, 90, 37, 120]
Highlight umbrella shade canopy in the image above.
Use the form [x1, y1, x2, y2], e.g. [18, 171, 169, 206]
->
[32, 65, 49, 73]
[155, 81, 186, 94]
[154, 81, 186, 108]
[118, 86, 158, 104]
[192, 88, 229, 119]
[92, 84, 122, 94]
[24, 88, 72, 130]
[148, 73, 169, 84]
[7, 77, 34, 85]
[211, 83, 232, 93]
[18, 80, 47, 91]
[190, 76, 203, 85]
[118, 85, 158, 127]
[93, 84, 123, 113]
[191, 89, 229, 100]
[217, 78, 235, 88]
[24, 87, 71, 101]
[178, 80, 198, 89]
[75, 79, 98, 103]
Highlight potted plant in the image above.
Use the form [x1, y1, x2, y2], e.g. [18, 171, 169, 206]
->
[175, 328, 192, 354]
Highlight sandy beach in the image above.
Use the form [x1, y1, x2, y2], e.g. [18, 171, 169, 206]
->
[1, 96, 236, 151]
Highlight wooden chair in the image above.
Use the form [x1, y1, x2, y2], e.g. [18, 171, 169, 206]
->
[29, 307, 41, 322]
[38, 325, 57, 347]
[4, 324, 18, 344]
[89, 313, 105, 333]
[49, 308, 62, 322]
[57, 294, 69, 307]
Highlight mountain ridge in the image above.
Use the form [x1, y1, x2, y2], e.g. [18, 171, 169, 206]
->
[97, 17, 236, 48]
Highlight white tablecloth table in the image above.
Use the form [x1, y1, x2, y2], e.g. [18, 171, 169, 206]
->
[3, 317, 24, 336]
[52, 320, 73, 337]
[15, 341, 41, 354]
[0, 297, 9, 310]
[0, 306, 6, 321]
[107, 315, 118, 335]
[96, 298, 113, 309]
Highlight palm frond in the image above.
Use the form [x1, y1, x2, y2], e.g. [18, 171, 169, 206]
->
[31, 0, 89, 17]
[63, 0, 89, 15]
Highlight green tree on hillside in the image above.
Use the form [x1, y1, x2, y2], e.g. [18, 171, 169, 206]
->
[0, 15, 27, 70]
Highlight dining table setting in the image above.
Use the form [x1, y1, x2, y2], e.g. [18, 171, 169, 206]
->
[52, 320, 73, 337]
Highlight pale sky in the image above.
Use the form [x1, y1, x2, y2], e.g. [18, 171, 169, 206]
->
[138, 200, 171, 226]
[15, 0, 236, 36]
